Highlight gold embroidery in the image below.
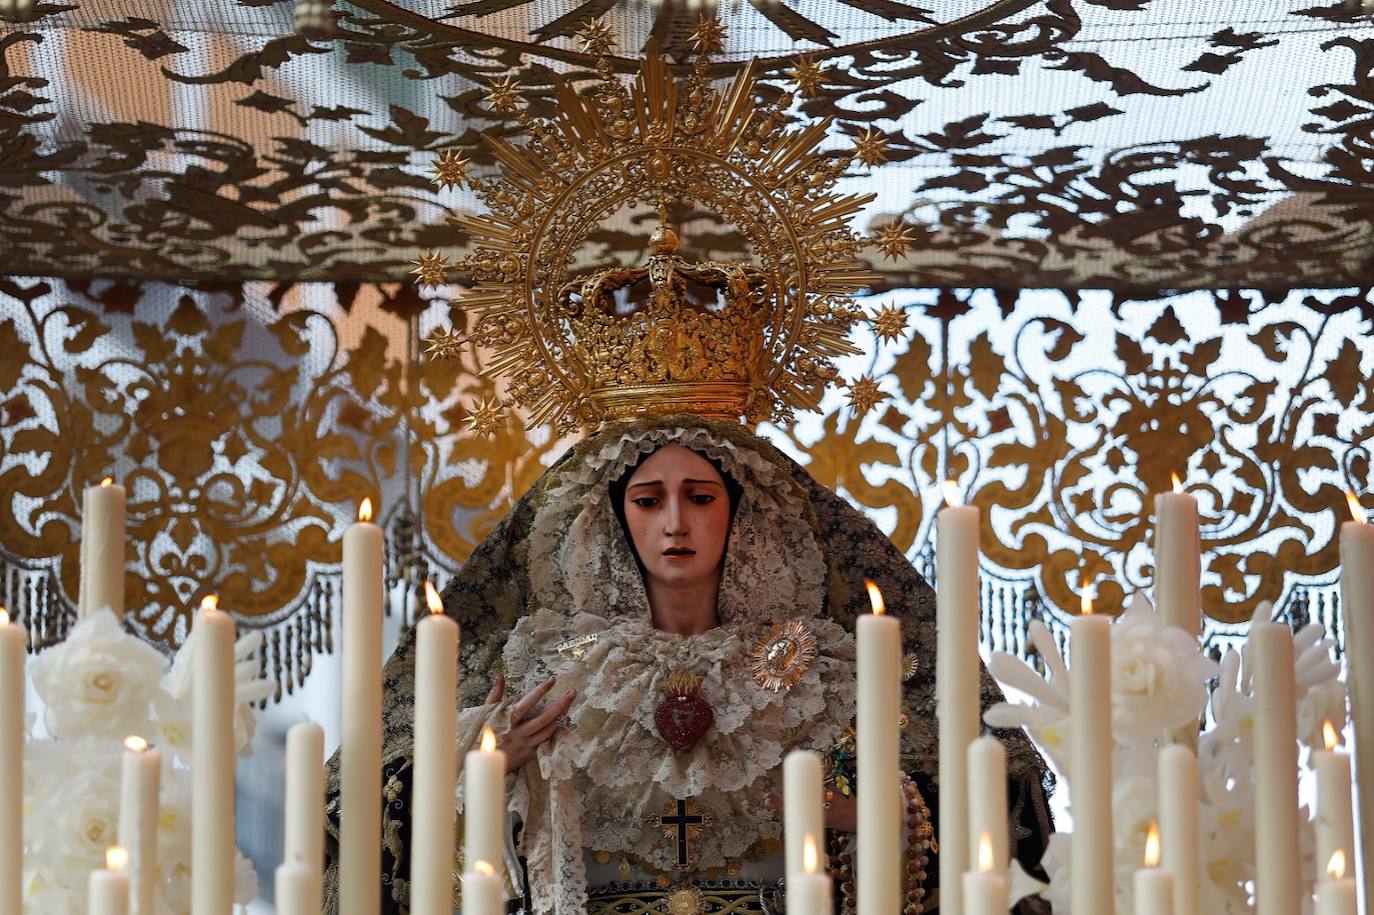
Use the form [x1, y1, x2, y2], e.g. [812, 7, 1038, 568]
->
[749, 620, 819, 692]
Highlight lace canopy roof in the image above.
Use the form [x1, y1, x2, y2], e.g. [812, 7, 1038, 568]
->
[0, 0, 1367, 293]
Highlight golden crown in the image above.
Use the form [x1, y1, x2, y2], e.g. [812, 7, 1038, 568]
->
[419, 18, 879, 435]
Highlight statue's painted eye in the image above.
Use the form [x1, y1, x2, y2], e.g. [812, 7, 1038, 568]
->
[689, 494, 716, 505]
[631, 497, 660, 508]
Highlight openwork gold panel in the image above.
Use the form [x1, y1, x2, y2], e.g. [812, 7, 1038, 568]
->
[0, 277, 559, 695]
[771, 287, 1372, 650]
[1, 280, 1368, 694]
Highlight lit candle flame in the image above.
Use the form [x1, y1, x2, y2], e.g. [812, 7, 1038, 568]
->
[1080, 575, 1093, 616]
[0, 607, 8, 627]
[358, 497, 374, 523]
[1324, 720, 1340, 752]
[480, 726, 497, 752]
[864, 579, 886, 616]
[124, 736, 148, 753]
[424, 580, 444, 615]
[977, 832, 994, 873]
[1348, 492, 1367, 525]
[473, 860, 495, 877]
[942, 479, 961, 507]
[803, 835, 819, 874]
[106, 846, 129, 871]
[1171, 472, 1182, 494]
[1328, 849, 1346, 880]
[100, 477, 113, 487]
[1144, 822, 1161, 868]
[200, 594, 219, 613]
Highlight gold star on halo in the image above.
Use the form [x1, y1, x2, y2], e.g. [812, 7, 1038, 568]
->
[846, 376, 888, 417]
[872, 221, 917, 262]
[465, 395, 507, 439]
[429, 149, 471, 191]
[423, 326, 465, 360]
[851, 127, 890, 168]
[788, 57, 828, 97]
[411, 250, 451, 287]
[577, 18, 617, 55]
[485, 76, 522, 114]
[869, 305, 911, 344]
[688, 15, 727, 55]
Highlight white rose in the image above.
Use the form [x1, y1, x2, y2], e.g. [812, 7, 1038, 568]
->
[233, 848, 258, 904]
[1297, 678, 1348, 752]
[1110, 594, 1219, 742]
[1035, 832, 1072, 913]
[152, 689, 193, 766]
[33, 761, 122, 887]
[156, 768, 193, 872]
[156, 619, 271, 763]
[21, 864, 78, 915]
[29, 608, 167, 740]
[1200, 772, 1255, 901]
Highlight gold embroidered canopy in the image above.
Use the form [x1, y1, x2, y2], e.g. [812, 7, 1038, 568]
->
[0, 0, 1363, 293]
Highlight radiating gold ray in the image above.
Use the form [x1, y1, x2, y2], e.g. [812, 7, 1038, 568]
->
[426, 34, 876, 431]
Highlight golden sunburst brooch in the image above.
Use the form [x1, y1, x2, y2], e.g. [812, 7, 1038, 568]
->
[750, 619, 820, 692]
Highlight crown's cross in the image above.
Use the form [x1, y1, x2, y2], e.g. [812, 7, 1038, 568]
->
[649, 799, 713, 871]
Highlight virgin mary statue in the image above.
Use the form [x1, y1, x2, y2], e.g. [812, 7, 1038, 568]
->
[321, 414, 1054, 914]
[321, 33, 1053, 915]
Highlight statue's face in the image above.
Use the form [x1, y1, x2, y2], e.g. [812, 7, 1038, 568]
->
[622, 444, 732, 592]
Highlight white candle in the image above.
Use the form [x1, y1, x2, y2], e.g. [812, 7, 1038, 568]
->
[464, 727, 507, 887]
[937, 484, 980, 915]
[1134, 824, 1173, 915]
[1157, 745, 1198, 915]
[1316, 850, 1358, 915]
[1250, 619, 1301, 915]
[341, 498, 384, 915]
[789, 835, 833, 915]
[967, 736, 1008, 875]
[284, 721, 325, 871]
[1135, 871, 1174, 915]
[1313, 721, 1355, 883]
[411, 581, 460, 915]
[80, 478, 126, 619]
[117, 736, 160, 915]
[857, 580, 901, 915]
[1153, 477, 1200, 637]
[89, 846, 131, 915]
[1070, 587, 1114, 915]
[462, 860, 504, 915]
[275, 860, 322, 915]
[1338, 496, 1374, 906]
[963, 833, 1008, 915]
[191, 596, 235, 915]
[0, 609, 23, 915]
[784, 749, 824, 885]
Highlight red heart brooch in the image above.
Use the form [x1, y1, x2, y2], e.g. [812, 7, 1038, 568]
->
[654, 669, 714, 752]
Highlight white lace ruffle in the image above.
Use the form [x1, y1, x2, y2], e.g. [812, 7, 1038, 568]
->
[485, 611, 855, 915]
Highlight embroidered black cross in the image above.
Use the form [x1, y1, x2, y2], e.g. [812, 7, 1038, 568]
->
[649, 799, 713, 871]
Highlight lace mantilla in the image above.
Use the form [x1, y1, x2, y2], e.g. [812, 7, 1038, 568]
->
[527, 425, 827, 629]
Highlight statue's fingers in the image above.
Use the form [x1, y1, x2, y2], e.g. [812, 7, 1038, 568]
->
[510, 675, 557, 722]
[485, 674, 506, 705]
[523, 690, 575, 735]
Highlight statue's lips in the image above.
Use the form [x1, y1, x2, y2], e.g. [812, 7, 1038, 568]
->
[662, 548, 695, 559]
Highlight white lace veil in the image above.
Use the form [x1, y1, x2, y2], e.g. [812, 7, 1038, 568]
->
[527, 424, 828, 625]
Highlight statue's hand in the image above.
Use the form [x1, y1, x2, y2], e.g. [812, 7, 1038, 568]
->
[484, 674, 576, 772]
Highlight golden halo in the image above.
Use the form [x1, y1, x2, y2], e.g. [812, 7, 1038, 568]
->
[440, 37, 877, 433]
